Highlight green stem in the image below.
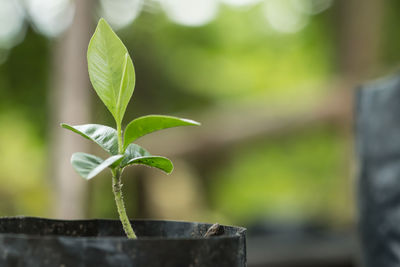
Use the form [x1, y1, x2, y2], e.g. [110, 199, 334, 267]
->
[112, 169, 137, 239]
[114, 121, 136, 238]
[117, 123, 123, 154]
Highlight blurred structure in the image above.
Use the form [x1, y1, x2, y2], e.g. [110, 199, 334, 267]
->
[357, 75, 400, 267]
[49, 0, 93, 218]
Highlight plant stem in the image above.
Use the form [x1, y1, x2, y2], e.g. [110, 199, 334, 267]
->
[114, 121, 136, 238]
[112, 169, 137, 239]
[117, 123, 123, 154]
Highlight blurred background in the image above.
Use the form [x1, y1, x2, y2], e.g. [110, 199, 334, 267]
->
[0, 0, 396, 266]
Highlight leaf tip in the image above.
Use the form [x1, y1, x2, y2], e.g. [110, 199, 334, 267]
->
[192, 120, 201, 126]
[166, 167, 174, 175]
[97, 17, 113, 33]
[184, 118, 201, 126]
[165, 160, 174, 175]
[86, 173, 96, 180]
[60, 122, 70, 129]
[98, 17, 109, 28]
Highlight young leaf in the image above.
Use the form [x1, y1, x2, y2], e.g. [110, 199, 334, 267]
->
[121, 143, 151, 165]
[71, 153, 123, 180]
[123, 115, 200, 150]
[61, 123, 119, 155]
[87, 18, 135, 124]
[125, 156, 173, 174]
[122, 144, 173, 174]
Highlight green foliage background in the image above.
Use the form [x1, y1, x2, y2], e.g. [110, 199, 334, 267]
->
[0, 2, 398, 226]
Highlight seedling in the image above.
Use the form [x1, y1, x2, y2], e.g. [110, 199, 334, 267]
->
[61, 19, 200, 239]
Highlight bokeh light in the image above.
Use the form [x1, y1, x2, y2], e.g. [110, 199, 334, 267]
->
[99, 0, 144, 30]
[159, 0, 219, 27]
[0, 0, 26, 49]
[219, 0, 262, 8]
[26, 0, 75, 37]
[292, 0, 333, 15]
[263, 0, 309, 34]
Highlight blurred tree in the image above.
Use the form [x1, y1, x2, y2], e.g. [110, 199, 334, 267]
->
[49, 0, 94, 219]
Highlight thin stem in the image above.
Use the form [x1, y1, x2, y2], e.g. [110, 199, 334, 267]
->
[112, 169, 137, 239]
[113, 121, 136, 238]
[117, 122, 123, 154]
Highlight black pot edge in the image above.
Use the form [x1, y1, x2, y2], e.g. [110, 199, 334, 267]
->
[0, 216, 246, 241]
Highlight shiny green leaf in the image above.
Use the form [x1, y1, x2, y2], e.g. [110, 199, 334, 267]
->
[126, 156, 173, 174]
[121, 143, 151, 165]
[122, 144, 174, 174]
[87, 18, 135, 124]
[123, 115, 200, 150]
[61, 123, 118, 155]
[71, 153, 123, 180]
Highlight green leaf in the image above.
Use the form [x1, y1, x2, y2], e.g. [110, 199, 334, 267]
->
[61, 123, 119, 155]
[87, 18, 135, 124]
[123, 115, 200, 150]
[121, 143, 151, 165]
[126, 156, 173, 174]
[122, 144, 174, 174]
[71, 153, 123, 180]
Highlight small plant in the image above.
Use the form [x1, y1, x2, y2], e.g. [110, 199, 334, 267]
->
[61, 19, 200, 239]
